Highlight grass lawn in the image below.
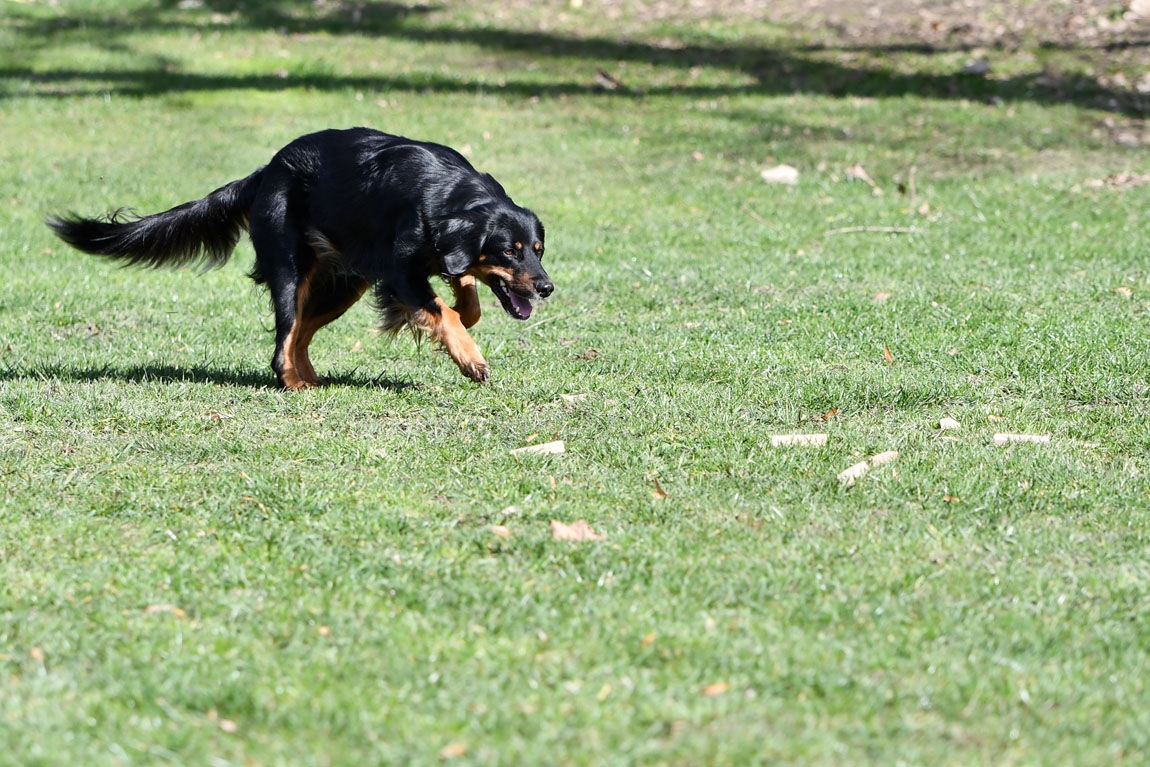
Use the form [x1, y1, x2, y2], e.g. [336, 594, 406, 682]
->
[2, 0, 1149, 764]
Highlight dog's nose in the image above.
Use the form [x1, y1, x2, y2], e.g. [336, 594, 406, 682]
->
[534, 279, 553, 298]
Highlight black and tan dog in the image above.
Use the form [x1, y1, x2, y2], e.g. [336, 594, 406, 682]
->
[49, 127, 551, 388]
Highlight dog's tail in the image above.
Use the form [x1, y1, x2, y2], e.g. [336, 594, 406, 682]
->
[47, 167, 265, 270]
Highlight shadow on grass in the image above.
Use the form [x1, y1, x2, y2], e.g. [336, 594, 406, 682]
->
[3, 64, 1133, 117]
[5, 0, 1146, 115]
[0, 362, 418, 391]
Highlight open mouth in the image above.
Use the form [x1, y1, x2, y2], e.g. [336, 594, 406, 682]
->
[489, 278, 534, 320]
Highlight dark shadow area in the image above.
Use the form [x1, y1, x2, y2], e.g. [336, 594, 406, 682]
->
[0, 362, 418, 391]
[5, 0, 1148, 115]
[1, 62, 1140, 118]
[797, 38, 1150, 55]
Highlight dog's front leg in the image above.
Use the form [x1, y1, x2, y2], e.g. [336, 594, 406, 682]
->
[450, 274, 481, 329]
[412, 297, 489, 382]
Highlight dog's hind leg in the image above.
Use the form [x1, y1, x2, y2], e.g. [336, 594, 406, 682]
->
[293, 267, 369, 384]
[249, 195, 320, 390]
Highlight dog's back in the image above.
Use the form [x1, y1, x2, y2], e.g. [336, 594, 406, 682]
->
[48, 127, 548, 388]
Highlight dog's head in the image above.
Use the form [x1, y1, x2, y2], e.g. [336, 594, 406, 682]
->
[433, 204, 551, 320]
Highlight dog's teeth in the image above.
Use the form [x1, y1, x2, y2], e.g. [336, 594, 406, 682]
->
[508, 291, 533, 318]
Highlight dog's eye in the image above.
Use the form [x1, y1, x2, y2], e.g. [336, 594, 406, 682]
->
[503, 249, 515, 256]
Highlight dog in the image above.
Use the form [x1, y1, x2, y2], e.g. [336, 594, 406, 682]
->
[48, 127, 552, 389]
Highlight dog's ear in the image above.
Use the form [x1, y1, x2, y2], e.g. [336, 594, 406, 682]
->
[432, 213, 487, 276]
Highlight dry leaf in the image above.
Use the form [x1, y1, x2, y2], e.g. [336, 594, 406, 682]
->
[837, 460, 870, 486]
[1116, 287, 1133, 298]
[510, 440, 565, 456]
[560, 393, 588, 403]
[845, 163, 883, 195]
[869, 450, 899, 467]
[593, 69, 624, 91]
[640, 632, 656, 648]
[837, 450, 897, 486]
[770, 434, 828, 447]
[550, 519, 605, 541]
[574, 348, 601, 360]
[813, 407, 839, 421]
[651, 478, 668, 500]
[761, 164, 800, 185]
[489, 524, 511, 538]
[994, 433, 1051, 445]
[350, 340, 362, 352]
[988, 414, 1005, 423]
[939, 417, 961, 430]
[438, 742, 467, 760]
[883, 346, 894, 364]
[917, 201, 931, 216]
[702, 681, 730, 697]
[219, 719, 238, 734]
[317, 625, 331, 636]
[872, 292, 892, 303]
[205, 411, 233, 421]
[691, 151, 705, 161]
[143, 604, 186, 619]
[29, 647, 45, 664]
[943, 495, 963, 503]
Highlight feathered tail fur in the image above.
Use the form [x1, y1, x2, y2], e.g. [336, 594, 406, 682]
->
[48, 168, 265, 270]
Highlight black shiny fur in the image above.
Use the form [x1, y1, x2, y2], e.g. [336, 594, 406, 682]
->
[48, 127, 551, 386]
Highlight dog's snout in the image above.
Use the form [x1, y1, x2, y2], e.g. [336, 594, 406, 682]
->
[534, 279, 553, 298]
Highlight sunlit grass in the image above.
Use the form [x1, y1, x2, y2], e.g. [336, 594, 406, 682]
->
[1, 1, 1148, 764]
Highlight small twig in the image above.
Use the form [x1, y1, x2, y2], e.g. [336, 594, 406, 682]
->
[742, 206, 778, 231]
[823, 226, 926, 236]
[524, 312, 565, 331]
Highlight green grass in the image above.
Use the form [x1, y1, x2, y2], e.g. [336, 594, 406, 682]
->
[2, 1, 1149, 764]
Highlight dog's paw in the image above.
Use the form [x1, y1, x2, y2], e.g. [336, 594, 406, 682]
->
[462, 361, 490, 383]
[282, 378, 318, 391]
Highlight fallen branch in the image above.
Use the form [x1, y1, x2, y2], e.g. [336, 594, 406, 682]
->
[824, 226, 926, 236]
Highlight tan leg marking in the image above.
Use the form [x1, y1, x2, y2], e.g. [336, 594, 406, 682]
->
[281, 264, 318, 391]
[411, 297, 488, 382]
[293, 279, 369, 385]
[451, 274, 482, 329]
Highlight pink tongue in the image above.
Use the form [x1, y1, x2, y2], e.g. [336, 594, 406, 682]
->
[509, 290, 533, 318]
